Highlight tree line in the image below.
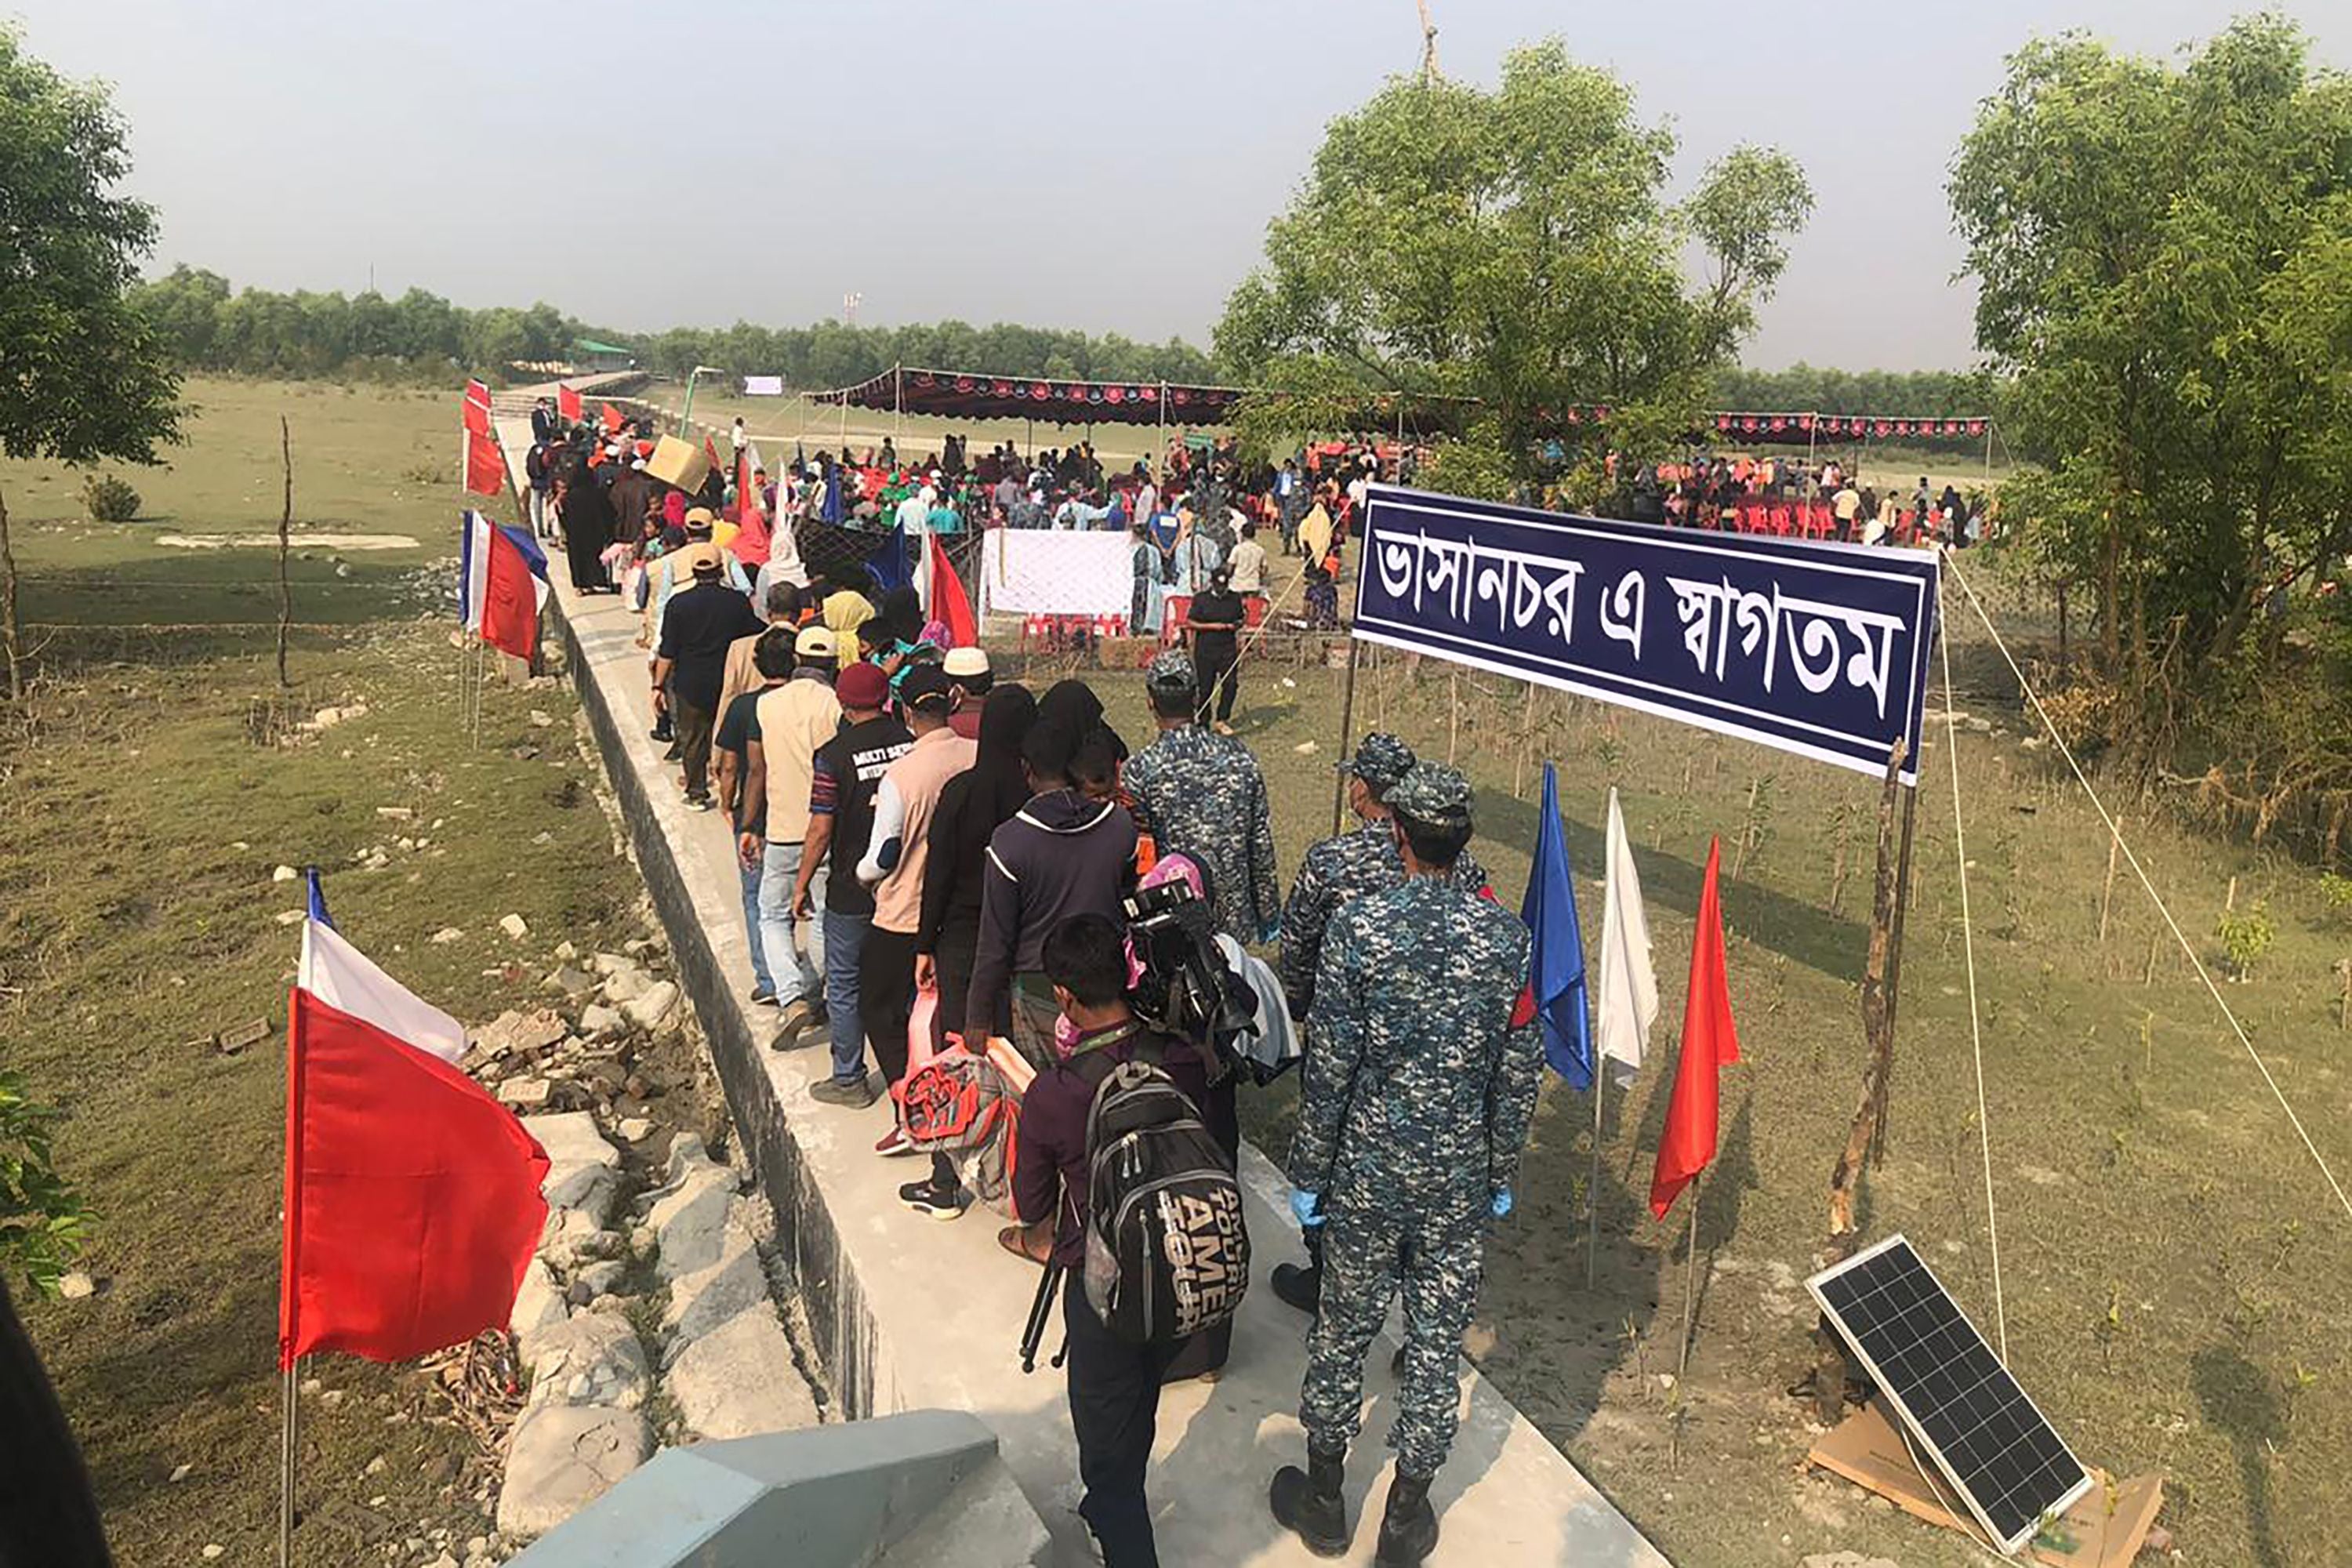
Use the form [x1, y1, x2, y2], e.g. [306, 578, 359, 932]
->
[125, 267, 1221, 390]
[1707, 364, 2001, 419]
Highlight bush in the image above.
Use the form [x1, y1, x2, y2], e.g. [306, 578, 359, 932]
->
[0, 1072, 92, 1296]
[79, 473, 140, 522]
[2217, 901, 2277, 981]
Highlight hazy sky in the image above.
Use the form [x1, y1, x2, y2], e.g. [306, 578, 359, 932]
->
[13, 1, 2349, 371]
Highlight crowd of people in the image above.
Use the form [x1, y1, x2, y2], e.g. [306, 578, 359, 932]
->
[510, 397, 1993, 1566]
[593, 437, 1542, 1564]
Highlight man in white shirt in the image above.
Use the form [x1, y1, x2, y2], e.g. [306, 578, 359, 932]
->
[731, 417, 749, 459]
[895, 485, 934, 540]
[1228, 520, 1269, 607]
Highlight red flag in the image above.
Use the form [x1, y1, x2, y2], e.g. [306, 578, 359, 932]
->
[703, 434, 724, 477]
[728, 449, 772, 569]
[1649, 837, 1741, 1218]
[556, 383, 583, 422]
[926, 532, 977, 648]
[477, 520, 541, 660]
[464, 428, 506, 496]
[463, 379, 492, 437]
[279, 978, 549, 1368]
[599, 401, 625, 435]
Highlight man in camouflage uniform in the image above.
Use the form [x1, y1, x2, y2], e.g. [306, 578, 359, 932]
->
[1269, 763, 1540, 1566]
[1123, 648, 1280, 944]
[1269, 732, 1491, 1312]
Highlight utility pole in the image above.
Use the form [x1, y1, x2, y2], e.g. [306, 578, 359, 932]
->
[1414, 0, 1441, 82]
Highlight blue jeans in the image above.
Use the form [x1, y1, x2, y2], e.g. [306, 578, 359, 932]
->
[738, 855, 775, 995]
[821, 906, 871, 1083]
[757, 843, 824, 1010]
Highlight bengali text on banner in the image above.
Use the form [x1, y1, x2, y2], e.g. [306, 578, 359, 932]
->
[1354, 485, 1940, 782]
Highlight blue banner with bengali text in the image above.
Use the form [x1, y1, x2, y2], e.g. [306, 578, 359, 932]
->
[1355, 485, 1939, 782]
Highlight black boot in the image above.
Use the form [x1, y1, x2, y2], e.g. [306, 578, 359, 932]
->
[1270, 1261, 1323, 1314]
[1269, 1443, 1351, 1557]
[1374, 1469, 1439, 1566]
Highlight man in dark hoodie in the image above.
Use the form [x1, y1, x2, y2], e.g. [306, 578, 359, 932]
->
[963, 716, 1138, 1059]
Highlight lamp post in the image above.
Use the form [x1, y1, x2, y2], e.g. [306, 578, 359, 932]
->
[679, 365, 725, 435]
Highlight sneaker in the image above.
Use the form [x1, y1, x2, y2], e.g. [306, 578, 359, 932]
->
[750, 985, 778, 1006]
[873, 1125, 916, 1157]
[648, 720, 673, 743]
[774, 997, 815, 1036]
[898, 1177, 966, 1219]
[686, 793, 713, 812]
[811, 1073, 878, 1108]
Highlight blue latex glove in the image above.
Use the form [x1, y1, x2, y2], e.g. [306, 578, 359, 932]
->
[1290, 1188, 1325, 1229]
[1490, 1188, 1514, 1219]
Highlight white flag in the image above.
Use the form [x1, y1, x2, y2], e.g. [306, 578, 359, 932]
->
[1595, 786, 1658, 1080]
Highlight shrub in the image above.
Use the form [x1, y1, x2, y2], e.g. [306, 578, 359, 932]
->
[0, 1071, 93, 1296]
[2216, 901, 2277, 981]
[79, 473, 140, 522]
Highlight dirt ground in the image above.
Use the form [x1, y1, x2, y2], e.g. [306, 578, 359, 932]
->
[1053, 581, 2349, 1567]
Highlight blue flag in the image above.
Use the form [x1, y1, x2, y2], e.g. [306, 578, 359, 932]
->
[1522, 762, 1592, 1087]
[305, 866, 335, 930]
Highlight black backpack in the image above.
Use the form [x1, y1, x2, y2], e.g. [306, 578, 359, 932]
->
[1076, 1042, 1250, 1346]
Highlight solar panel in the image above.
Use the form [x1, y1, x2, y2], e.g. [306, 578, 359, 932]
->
[1808, 1235, 2091, 1555]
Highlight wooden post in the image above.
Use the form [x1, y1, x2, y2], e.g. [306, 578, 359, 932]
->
[1447, 670, 1459, 764]
[2098, 836, 2121, 948]
[277, 417, 295, 688]
[1830, 736, 1911, 1239]
[0, 481, 20, 703]
[1329, 637, 1363, 835]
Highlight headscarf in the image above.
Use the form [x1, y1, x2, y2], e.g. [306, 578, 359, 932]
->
[968, 685, 1040, 829]
[1036, 678, 1127, 764]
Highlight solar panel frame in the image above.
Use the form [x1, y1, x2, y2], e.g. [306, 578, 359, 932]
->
[1808, 1234, 2092, 1555]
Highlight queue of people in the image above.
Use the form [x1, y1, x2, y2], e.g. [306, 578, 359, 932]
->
[611, 481, 1541, 1564]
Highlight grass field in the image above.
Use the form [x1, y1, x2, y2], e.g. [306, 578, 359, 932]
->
[2, 380, 637, 1565]
[1055, 583, 2348, 1566]
[6, 379, 2347, 1566]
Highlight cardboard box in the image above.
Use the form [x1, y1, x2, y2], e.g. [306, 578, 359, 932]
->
[1808, 1403, 2165, 1567]
[645, 434, 710, 495]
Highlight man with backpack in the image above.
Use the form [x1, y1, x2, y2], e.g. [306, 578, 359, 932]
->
[1011, 913, 1240, 1568]
[1269, 764, 1540, 1566]
[1269, 732, 1490, 1313]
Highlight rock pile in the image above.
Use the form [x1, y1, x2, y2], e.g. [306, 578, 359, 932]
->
[469, 937, 820, 1550]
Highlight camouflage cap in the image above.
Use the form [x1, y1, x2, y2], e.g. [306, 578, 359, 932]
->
[1386, 761, 1473, 828]
[1145, 647, 1198, 693]
[1337, 731, 1416, 795]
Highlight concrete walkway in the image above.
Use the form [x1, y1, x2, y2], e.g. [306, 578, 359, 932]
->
[495, 394, 1667, 1567]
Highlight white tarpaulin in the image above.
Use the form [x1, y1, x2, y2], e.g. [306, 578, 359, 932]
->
[978, 530, 1133, 618]
[742, 375, 786, 396]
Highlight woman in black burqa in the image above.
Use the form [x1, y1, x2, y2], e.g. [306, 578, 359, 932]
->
[555, 448, 612, 593]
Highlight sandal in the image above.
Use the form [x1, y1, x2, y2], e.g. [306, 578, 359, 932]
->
[996, 1219, 1054, 1267]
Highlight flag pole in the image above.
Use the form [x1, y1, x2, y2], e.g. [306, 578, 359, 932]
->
[1675, 1175, 1702, 1386]
[1586, 1073, 1604, 1288]
[279, 1359, 298, 1566]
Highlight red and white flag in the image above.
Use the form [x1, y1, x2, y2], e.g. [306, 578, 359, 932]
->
[279, 911, 549, 1368]
[460, 510, 546, 660]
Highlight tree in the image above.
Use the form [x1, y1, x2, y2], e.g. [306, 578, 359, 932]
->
[1951, 17, 2352, 693]
[0, 24, 183, 699]
[1215, 39, 1810, 500]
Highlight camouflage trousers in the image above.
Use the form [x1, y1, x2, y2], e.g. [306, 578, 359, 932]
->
[1298, 1188, 1484, 1478]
